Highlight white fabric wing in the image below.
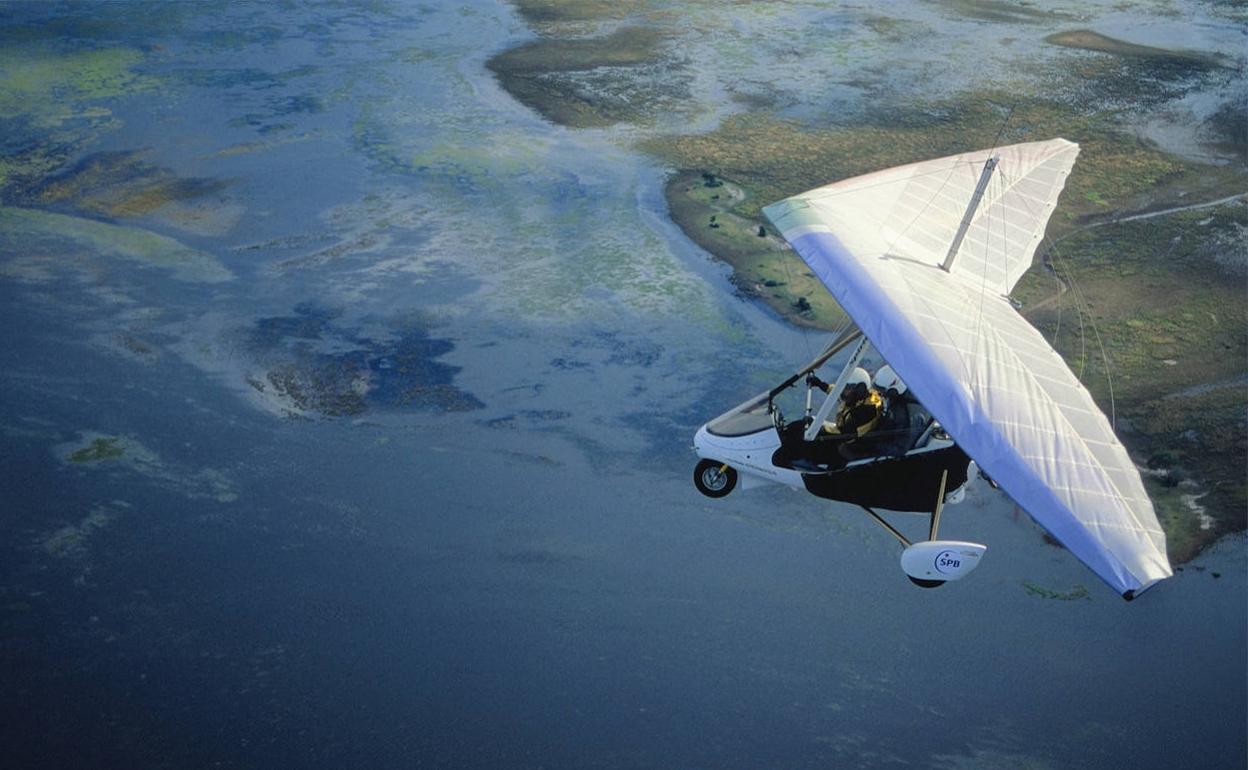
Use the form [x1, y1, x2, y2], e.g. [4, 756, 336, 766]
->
[786, 138, 1080, 296]
[763, 138, 1172, 597]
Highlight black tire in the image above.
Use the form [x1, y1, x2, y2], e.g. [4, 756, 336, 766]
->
[907, 577, 946, 589]
[694, 459, 737, 498]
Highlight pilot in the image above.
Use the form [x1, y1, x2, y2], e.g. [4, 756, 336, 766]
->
[808, 367, 884, 449]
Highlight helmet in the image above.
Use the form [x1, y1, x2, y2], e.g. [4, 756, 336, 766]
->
[840, 367, 871, 400]
[873, 365, 907, 397]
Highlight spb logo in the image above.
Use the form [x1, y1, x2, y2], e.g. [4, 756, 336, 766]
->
[934, 550, 962, 575]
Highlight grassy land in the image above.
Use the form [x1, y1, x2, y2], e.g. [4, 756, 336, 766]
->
[641, 95, 1245, 327]
[663, 170, 847, 329]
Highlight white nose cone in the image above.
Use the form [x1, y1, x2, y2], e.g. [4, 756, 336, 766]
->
[901, 541, 987, 582]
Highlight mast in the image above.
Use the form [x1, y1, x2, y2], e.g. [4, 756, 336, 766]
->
[940, 154, 999, 273]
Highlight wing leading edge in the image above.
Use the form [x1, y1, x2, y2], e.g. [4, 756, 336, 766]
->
[763, 139, 1171, 597]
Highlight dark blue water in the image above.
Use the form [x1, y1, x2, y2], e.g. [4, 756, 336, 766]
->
[1, 2, 1244, 769]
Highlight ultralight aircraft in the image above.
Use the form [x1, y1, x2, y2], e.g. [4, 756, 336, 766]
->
[692, 139, 1172, 599]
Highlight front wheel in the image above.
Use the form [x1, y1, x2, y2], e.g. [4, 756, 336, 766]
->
[694, 459, 737, 498]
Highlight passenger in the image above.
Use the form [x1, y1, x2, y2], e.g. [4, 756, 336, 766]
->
[871, 365, 917, 456]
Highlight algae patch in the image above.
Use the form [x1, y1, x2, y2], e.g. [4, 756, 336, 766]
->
[39, 503, 122, 562]
[67, 436, 125, 464]
[59, 432, 153, 468]
[0, 206, 233, 283]
[23, 150, 228, 220]
[58, 431, 238, 503]
[0, 45, 156, 125]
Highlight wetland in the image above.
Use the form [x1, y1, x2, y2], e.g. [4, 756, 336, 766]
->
[2, 2, 1244, 768]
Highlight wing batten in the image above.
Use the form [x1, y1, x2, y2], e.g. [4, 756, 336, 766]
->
[764, 138, 1172, 595]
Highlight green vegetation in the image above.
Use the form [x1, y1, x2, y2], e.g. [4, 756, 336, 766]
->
[483, 0, 679, 128]
[0, 38, 234, 238]
[0, 40, 159, 201]
[1022, 581, 1090, 600]
[1031, 206, 1246, 403]
[1204, 99, 1248, 162]
[664, 169, 846, 328]
[0, 39, 222, 237]
[0, 46, 154, 124]
[67, 436, 125, 463]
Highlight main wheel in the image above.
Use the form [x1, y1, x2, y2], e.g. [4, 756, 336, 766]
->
[694, 459, 737, 498]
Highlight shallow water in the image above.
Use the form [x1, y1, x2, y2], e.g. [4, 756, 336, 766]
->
[1, 2, 1244, 768]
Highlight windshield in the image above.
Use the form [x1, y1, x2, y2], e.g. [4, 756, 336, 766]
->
[705, 326, 868, 438]
[705, 390, 774, 437]
[706, 357, 847, 438]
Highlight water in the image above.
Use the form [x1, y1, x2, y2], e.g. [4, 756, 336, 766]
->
[1, 2, 1244, 768]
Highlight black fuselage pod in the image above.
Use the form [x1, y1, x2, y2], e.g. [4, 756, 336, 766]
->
[798, 445, 971, 512]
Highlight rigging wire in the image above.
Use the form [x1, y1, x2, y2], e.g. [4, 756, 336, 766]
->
[996, 119, 1121, 432]
[1043, 239, 1118, 429]
[1050, 247, 1064, 349]
[987, 103, 1015, 155]
[776, 236, 817, 363]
